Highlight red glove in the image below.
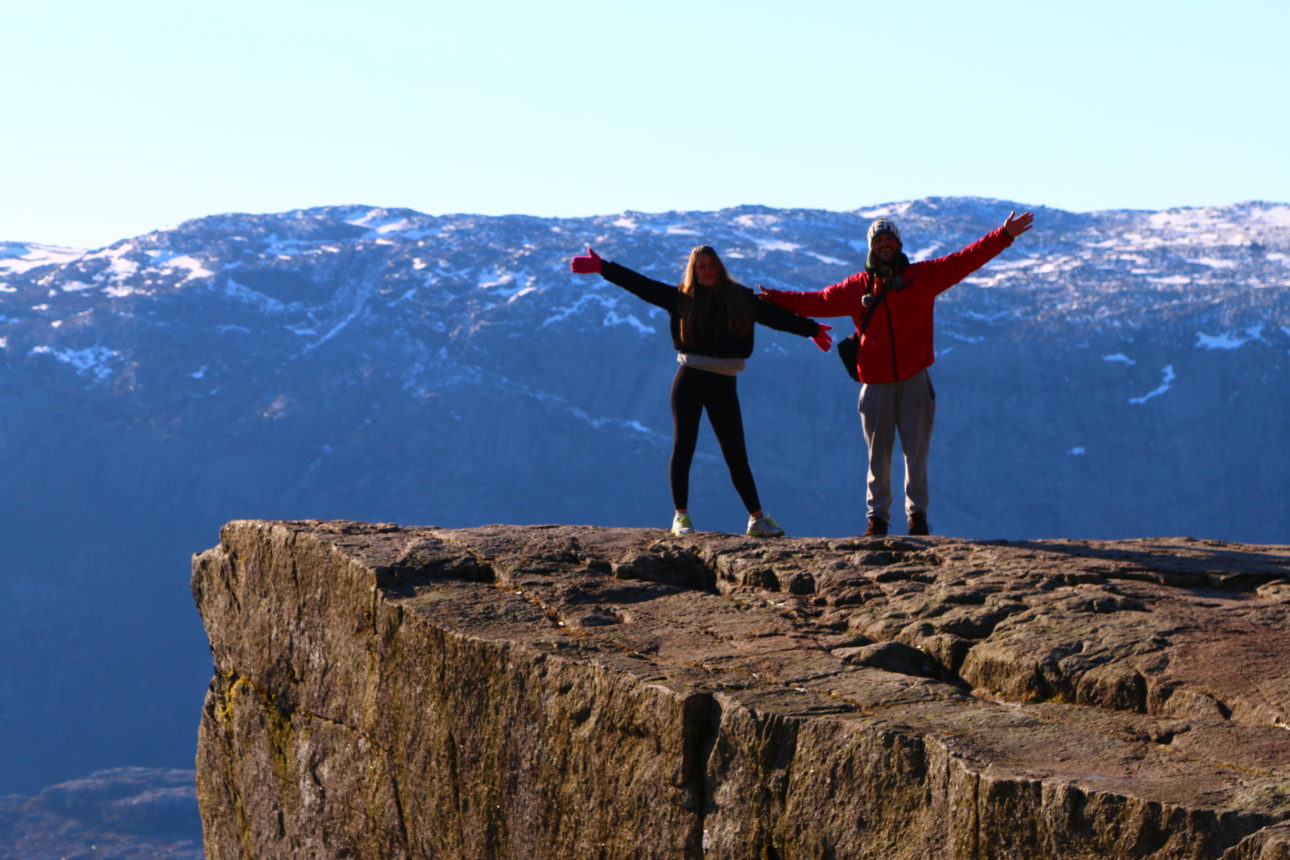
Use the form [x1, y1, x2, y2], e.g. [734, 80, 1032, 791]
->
[811, 322, 833, 353]
[570, 247, 602, 275]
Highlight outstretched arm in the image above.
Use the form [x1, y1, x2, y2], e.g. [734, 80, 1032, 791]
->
[570, 247, 679, 311]
[752, 293, 833, 350]
[920, 211, 1037, 295]
[758, 275, 864, 319]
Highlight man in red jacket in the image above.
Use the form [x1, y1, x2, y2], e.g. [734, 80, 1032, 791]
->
[759, 210, 1034, 536]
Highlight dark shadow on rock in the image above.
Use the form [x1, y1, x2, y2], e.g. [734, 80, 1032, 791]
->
[986, 538, 1290, 591]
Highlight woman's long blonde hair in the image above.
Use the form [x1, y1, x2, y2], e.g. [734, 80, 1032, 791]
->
[677, 245, 753, 349]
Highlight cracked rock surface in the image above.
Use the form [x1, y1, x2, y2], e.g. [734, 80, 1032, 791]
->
[192, 521, 1290, 859]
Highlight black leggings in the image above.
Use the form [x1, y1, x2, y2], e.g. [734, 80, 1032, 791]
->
[669, 365, 761, 514]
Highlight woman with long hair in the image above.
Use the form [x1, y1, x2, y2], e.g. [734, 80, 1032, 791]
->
[571, 245, 831, 537]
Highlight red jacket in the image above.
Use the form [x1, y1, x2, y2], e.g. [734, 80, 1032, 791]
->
[760, 226, 1014, 383]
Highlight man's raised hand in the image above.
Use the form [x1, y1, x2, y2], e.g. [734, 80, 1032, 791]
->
[1004, 211, 1034, 239]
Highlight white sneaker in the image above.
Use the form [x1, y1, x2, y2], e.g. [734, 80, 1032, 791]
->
[747, 513, 784, 538]
[671, 513, 695, 535]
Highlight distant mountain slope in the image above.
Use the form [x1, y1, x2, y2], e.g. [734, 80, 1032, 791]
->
[0, 198, 1286, 794]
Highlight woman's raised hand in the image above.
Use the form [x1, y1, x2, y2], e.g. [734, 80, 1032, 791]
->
[811, 322, 833, 352]
[570, 247, 602, 274]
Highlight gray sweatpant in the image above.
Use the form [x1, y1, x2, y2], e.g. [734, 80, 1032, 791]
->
[857, 369, 935, 522]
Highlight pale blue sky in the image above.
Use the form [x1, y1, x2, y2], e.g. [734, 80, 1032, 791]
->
[4, 0, 1286, 249]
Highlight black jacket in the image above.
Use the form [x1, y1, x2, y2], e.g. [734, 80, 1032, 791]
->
[601, 261, 821, 359]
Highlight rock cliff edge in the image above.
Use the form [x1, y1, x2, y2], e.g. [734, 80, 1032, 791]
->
[192, 521, 1290, 858]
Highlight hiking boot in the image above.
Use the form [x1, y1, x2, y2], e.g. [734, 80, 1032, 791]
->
[863, 516, 888, 537]
[746, 513, 784, 538]
[908, 511, 930, 536]
[671, 513, 695, 536]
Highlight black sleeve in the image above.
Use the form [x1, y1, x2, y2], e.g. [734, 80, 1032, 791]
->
[750, 291, 822, 338]
[600, 261, 680, 312]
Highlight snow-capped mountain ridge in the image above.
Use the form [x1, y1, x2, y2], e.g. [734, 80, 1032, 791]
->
[5, 198, 1286, 366]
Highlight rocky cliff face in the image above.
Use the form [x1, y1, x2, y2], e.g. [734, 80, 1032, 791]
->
[192, 521, 1290, 859]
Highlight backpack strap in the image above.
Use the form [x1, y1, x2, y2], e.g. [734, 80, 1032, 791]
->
[837, 274, 896, 383]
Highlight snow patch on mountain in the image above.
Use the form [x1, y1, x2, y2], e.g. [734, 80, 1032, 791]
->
[541, 293, 633, 330]
[567, 407, 664, 442]
[857, 201, 915, 219]
[959, 309, 1011, 324]
[503, 376, 669, 444]
[1251, 204, 1290, 227]
[1147, 208, 1233, 232]
[733, 214, 780, 229]
[107, 256, 140, 280]
[1121, 232, 1168, 251]
[159, 255, 215, 281]
[0, 244, 86, 274]
[625, 218, 705, 237]
[343, 209, 432, 239]
[1197, 332, 1245, 350]
[477, 269, 539, 301]
[1033, 257, 1082, 275]
[226, 279, 288, 313]
[80, 243, 139, 275]
[1196, 326, 1267, 350]
[989, 257, 1042, 270]
[477, 269, 513, 289]
[302, 310, 363, 354]
[602, 309, 655, 336]
[29, 345, 121, 380]
[372, 218, 418, 236]
[1129, 365, 1176, 404]
[754, 238, 801, 253]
